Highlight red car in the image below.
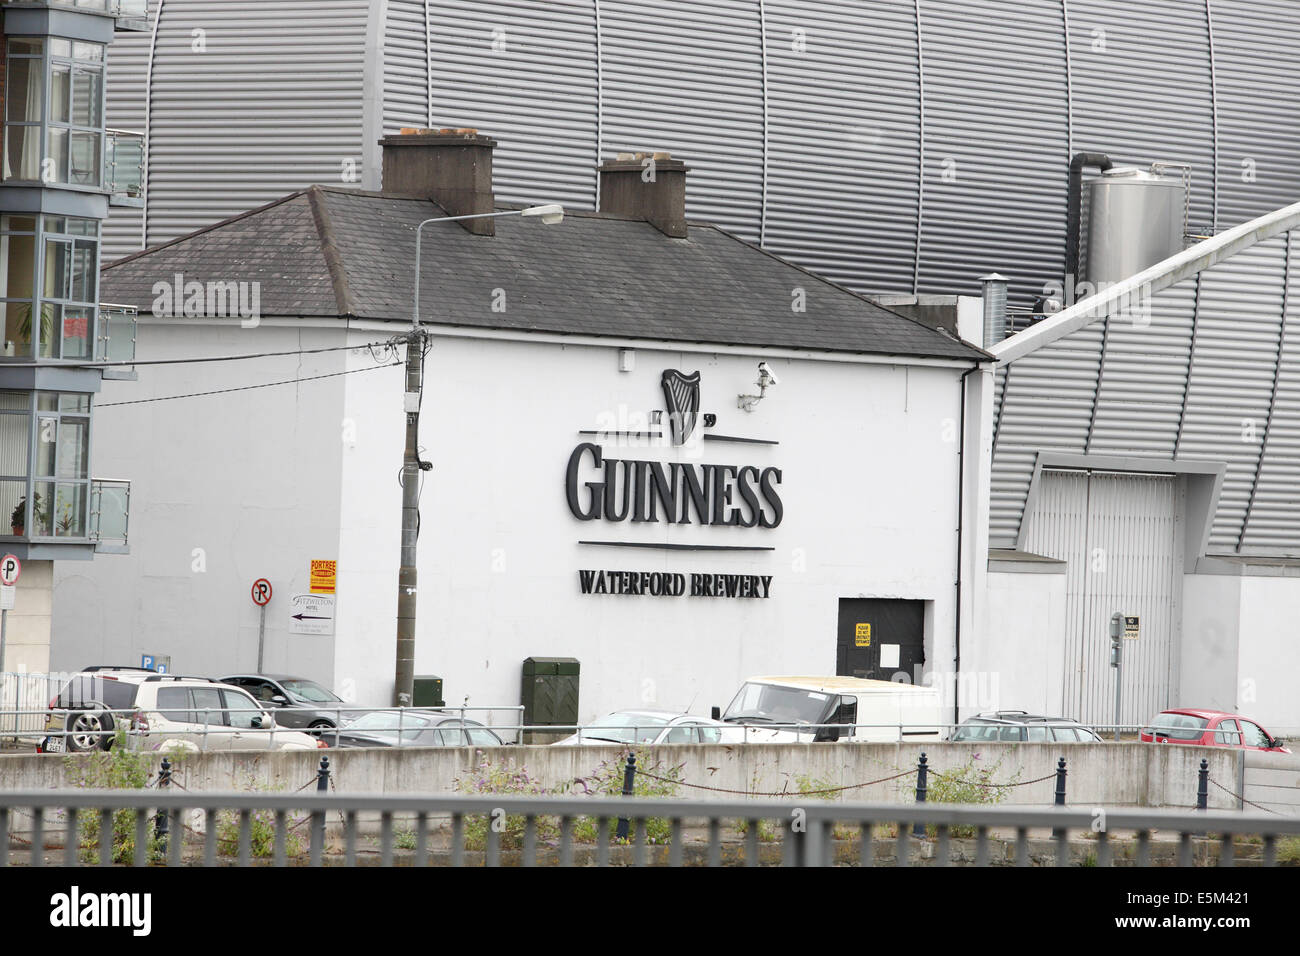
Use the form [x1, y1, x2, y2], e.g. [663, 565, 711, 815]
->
[1140, 709, 1289, 753]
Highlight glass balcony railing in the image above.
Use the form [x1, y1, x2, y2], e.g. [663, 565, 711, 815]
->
[1, 1, 149, 18]
[96, 303, 137, 365]
[89, 478, 129, 553]
[104, 129, 145, 205]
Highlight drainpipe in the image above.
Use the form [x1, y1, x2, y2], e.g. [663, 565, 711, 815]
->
[953, 364, 977, 728]
[1065, 152, 1113, 283]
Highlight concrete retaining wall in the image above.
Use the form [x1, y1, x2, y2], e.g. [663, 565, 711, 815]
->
[0, 742, 1241, 811]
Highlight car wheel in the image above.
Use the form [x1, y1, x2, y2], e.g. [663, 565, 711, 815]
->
[67, 709, 112, 752]
[307, 720, 335, 733]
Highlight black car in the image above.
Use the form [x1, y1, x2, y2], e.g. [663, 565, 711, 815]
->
[218, 674, 357, 731]
[950, 711, 1101, 742]
[330, 710, 504, 748]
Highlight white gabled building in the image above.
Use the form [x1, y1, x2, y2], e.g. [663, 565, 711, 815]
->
[55, 131, 992, 724]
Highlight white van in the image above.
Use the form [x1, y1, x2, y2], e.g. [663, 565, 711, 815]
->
[716, 676, 944, 743]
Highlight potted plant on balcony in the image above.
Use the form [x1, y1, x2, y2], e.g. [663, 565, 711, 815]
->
[15, 302, 56, 356]
[11, 493, 46, 536]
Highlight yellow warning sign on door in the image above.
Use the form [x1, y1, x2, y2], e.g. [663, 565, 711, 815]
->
[855, 623, 871, 647]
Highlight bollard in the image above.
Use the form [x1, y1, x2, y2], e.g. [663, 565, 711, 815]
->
[154, 757, 171, 854]
[1054, 757, 1067, 806]
[312, 755, 331, 857]
[615, 752, 637, 842]
[911, 752, 928, 839]
[1196, 758, 1208, 811]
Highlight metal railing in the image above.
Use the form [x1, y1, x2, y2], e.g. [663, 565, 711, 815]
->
[2, 787, 1297, 867]
[104, 129, 145, 203]
[88, 479, 130, 552]
[96, 303, 138, 365]
[2, 1, 150, 19]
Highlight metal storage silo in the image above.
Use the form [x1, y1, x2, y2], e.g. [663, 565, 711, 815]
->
[1079, 166, 1187, 287]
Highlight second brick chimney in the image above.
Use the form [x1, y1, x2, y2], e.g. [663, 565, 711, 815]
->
[380, 127, 498, 235]
[598, 151, 689, 238]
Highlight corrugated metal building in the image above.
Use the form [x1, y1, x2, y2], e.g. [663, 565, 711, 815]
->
[102, 0, 1300, 299]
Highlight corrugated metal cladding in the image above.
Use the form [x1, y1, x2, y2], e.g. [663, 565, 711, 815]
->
[101, 0, 158, 262]
[761, 1, 919, 294]
[1209, 0, 1300, 228]
[1022, 471, 1180, 725]
[915, 0, 1068, 306]
[102, 0, 370, 258]
[96, 1, 1300, 301]
[991, 230, 1300, 556]
[417, 1, 599, 212]
[1067, 0, 1215, 233]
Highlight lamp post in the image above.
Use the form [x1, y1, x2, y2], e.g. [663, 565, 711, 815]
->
[394, 204, 565, 707]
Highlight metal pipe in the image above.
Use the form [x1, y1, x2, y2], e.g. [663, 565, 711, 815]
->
[1065, 152, 1113, 283]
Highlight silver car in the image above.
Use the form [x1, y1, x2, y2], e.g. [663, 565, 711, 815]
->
[554, 710, 738, 746]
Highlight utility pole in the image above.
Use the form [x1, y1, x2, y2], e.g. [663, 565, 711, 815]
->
[394, 328, 423, 707]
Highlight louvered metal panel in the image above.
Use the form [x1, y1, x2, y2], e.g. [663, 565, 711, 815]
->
[761, 1, 919, 294]
[424, 1, 599, 211]
[101, 0, 159, 262]
[598, 0, 764, 240]
[1087, 282, 1197, 457]
[1023, 470, 1179, 725]
[1067, 0, 1216, 233]
[1239, 230, 1300, 553]
[384, 0, 430, 133]
[142, 0, 369, 247]
[1209, 1, 1300, 229]
[914, 0, 1068, 305]
[1176, 236, 1287, 549]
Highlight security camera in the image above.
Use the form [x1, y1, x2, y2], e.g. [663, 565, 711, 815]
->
[757, 362, 780, 387]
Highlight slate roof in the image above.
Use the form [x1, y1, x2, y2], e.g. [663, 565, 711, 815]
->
[102, 186, 986, 362]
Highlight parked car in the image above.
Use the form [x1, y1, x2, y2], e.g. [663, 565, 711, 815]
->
[40, 670, 323, 753]
[716, 676, 945, 742]
[950, 712, 1101, 742]
[553, 710, 736, 746]
[328, 710, 504, 748]
[217, 673, 358, 731]
[39, 666, 160, 752]
[1140, 709, 1289, 753]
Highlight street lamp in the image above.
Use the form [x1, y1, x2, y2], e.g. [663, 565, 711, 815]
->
[394, 203, 565, 707]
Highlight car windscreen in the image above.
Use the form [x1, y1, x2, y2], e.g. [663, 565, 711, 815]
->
[580, 713, 670, 743]
[1145, 713, 1209, 740]
[344, 711, 434, 742]
[722, 683, 835, 728]
[279, 679, 342, 703]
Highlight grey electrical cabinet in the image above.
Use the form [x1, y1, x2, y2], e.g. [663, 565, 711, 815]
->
[413, 675, 444, 708]
[520, 657, 579, 728]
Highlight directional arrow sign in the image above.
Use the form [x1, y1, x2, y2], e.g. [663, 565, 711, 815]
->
[287, 594, 335, 636]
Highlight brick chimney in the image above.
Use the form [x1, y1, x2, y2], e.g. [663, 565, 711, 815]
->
[598, 151, 689, 238]
[379, 127, 498, 235]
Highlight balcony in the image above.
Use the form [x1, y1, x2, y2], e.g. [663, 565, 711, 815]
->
[1, 1, 150, 30]
[104, 129, 144, 207]
[96, 303, 136, 376]
[89, 478, 129, 553]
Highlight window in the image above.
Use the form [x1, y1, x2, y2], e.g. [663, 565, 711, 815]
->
[1240, 721, 1272, 749]
[1215, 720, 1242, 746]
[1026, 726, 1049, 742]
[190, 688, 226, 727]
[1, 215, 99, 361]
[3, 36, 105, 188]
[223, 689, 264, 729]
[465, 726, 499, 747]
[664, 726, 695, 744]
[156, 687, 193, 723]
[31, 391, 91, 537]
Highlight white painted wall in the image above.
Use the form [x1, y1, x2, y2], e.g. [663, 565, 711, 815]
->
[1, 559, 53, 674]
[52, 320, 348, 681]
[1236, 576, 1300, 733]
[339, 330, 967, 719]
[975, 569, 1067, 717]
[53, 319, 969, 722]
[1178, 573, 1241, 717]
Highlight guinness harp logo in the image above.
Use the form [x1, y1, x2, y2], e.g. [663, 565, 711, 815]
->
[661, 369, 701, 445]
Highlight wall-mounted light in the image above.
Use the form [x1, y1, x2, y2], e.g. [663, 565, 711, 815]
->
[738, 361, 780, 412]
[618, 348, 635, 372]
